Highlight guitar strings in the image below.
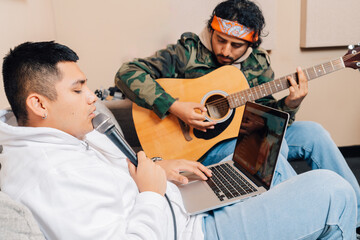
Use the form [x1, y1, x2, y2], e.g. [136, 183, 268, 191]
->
[205, 51, 359, 111]
[205, 57, 352, 111]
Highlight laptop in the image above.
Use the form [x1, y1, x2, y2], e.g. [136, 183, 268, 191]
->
[176, 101, 289, 215]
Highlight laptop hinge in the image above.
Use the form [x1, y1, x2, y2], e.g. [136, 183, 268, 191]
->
[233, 162, 269, 190]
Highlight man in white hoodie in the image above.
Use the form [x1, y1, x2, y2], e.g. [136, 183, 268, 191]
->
[0, 41, 357, 239]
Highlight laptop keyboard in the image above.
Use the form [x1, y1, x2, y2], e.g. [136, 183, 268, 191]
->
[206, 163, 257, 201]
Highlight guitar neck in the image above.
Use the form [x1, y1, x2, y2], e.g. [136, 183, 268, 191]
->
[227, 57, 345, 109]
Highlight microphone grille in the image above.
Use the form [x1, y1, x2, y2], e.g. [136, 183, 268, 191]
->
[92, 113, 114, 134]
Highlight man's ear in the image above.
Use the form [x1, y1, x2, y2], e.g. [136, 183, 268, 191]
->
[26, 94, 48, 119]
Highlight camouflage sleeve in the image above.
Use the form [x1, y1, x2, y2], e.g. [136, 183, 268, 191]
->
[245, 48, 299, 125]
[115, 34, 195, 119]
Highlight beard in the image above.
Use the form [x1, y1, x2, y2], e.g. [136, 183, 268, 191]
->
[216, 54, 234, 65]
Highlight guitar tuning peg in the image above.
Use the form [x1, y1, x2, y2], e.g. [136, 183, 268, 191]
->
[348, 45, 355, 50]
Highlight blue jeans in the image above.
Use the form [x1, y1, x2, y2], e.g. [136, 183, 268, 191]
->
[201, 121, 360, 238]
[203, 159, 357, 239]
[285, 121, 360, 227]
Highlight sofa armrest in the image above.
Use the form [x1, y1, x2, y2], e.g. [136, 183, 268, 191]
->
[0, 192, 45, 240]
[103, 99, 142, 152]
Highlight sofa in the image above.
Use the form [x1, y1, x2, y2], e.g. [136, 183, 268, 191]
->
[0, 192, 45, 240]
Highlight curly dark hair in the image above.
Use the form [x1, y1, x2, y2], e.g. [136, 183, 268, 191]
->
[207, 0, 265, 48]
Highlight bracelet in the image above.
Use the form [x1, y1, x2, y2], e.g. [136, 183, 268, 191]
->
[151, 157, 163, 162]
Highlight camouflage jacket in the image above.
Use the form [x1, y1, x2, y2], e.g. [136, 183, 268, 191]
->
[115, 32, 298, 124]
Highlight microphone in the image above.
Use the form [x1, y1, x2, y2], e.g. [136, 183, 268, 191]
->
[92, 113, 138, 166]
[92, 114, 177, 240]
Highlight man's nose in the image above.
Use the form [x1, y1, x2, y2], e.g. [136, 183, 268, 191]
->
[87, 89, 98, 104]
[221, 44, 231, 56]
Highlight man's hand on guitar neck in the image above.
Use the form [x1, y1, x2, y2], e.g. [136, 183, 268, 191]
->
[284, 67, 308, 109]
[169, 101, 216, 132]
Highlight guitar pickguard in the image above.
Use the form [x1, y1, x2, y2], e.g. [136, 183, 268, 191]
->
[193, 109, 236, 140]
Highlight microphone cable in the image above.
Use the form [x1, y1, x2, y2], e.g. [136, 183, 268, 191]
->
[165, 193, 177, 240]
[92, 113, 177, 240]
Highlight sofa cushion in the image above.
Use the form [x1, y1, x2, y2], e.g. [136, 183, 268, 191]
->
[0, 192, 45, 240]
[103, 99, 141, 150]
[0, 109, 17, 126]
[95, 100, 123, 135]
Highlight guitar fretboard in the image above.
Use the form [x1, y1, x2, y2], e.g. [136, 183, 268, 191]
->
[227, 57, 345, 109]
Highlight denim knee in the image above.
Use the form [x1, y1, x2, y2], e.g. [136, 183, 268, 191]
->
[290, 121, 334, 146]
[312, 169, 356, 202]
[291, 121, 330, 139]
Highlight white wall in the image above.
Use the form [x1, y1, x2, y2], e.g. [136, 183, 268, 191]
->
[0, 0, 56, 109]
[50, 0, 276, 96]
[0, 0, 359, 146]
[50, 0, 225, 92]
[270, 0, 360, 146]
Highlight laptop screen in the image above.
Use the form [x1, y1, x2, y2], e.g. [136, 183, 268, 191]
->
[232, 102, 289, 188]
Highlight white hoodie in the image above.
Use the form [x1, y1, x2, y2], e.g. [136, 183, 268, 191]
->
[0, 110, 204, 240]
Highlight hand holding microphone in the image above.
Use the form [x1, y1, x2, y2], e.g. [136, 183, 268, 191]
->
[92, 113, 177, 240]
[92, 113, 166, 194]
[128, 151, 167, 194]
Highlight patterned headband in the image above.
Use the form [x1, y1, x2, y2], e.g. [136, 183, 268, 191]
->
[211, 15, 258, 43]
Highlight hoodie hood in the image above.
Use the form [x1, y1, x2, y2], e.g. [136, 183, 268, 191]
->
[0, 109, 82, 149]
[0, 109, 126, 163]
[0, 109, 89, 197]
[198, 26, 253, 69]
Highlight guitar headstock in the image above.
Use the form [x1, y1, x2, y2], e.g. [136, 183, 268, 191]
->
[343, 43, 360, 70]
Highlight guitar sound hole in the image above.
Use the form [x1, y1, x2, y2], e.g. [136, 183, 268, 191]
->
[205, 94, 229, 120]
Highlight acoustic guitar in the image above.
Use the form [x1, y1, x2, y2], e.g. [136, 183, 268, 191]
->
[132, 45, 360, 161]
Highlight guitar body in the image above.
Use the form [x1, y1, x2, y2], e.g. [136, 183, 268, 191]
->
[131, 45, 360, 160]
[132, 65, 250, 161]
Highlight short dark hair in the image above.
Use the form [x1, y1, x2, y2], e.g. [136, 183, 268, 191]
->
[207, 0, 265, 48]
[2, 41, 79, 125]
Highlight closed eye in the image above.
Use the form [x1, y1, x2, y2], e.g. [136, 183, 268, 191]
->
[217, 38, 226, 44]
[231, 43, 244, 48]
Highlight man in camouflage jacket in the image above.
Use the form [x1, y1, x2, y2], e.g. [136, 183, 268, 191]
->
[115, 2, 360, 222]
[115, 0, 307, 163]
[116, 32, 299, 125]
